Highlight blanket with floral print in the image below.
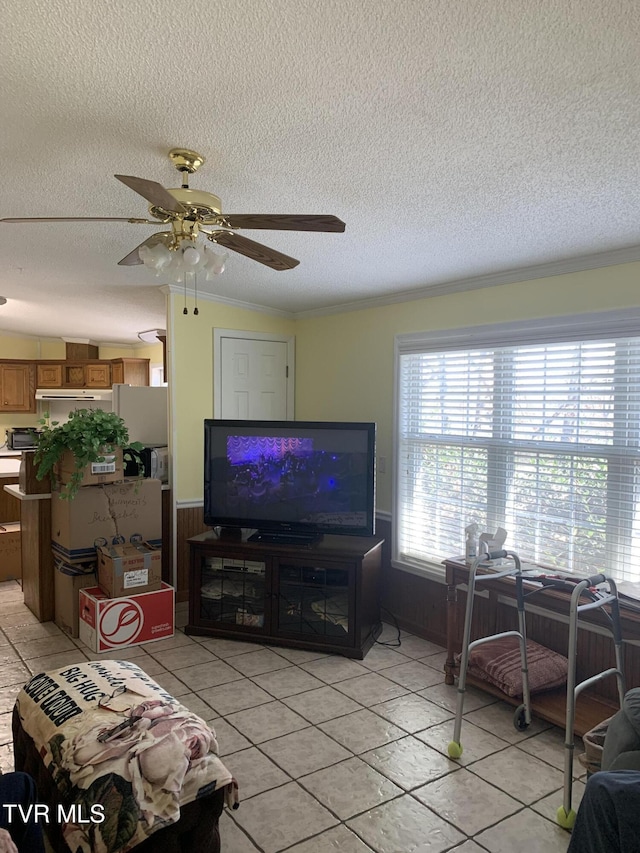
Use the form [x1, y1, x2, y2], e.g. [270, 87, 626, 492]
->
[15, 659, 238, 853]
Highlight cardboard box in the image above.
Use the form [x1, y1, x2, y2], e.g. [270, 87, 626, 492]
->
[54, 561, 97, 637]
[51, 478, 162, 564]
[56, 446, 124, 489]
[0, 522, 21, 581]
[97, 542, 162, 598]
[79, 583, 174, 653]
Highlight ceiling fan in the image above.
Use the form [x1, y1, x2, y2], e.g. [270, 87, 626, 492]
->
[1, 148, 346, 272]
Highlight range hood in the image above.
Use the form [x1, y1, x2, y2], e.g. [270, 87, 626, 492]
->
[35, 388, 113, 402]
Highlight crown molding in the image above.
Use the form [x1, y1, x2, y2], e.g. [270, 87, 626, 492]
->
[295, 244, 640, 319]
[160, 245, 640, 321]
[160, 284, 295, 318]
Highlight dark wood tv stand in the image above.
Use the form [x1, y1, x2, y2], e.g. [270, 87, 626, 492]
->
[186, 530, 384, 658]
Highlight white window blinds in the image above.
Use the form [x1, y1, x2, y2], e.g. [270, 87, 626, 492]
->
[395, 315, 640, 583]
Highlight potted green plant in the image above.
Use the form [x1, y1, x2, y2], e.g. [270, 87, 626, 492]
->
[34, 408, 142, 500]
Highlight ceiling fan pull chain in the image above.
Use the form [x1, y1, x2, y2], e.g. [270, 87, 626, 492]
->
[183, 271, 188, 315]
[193, 271, 199, 315]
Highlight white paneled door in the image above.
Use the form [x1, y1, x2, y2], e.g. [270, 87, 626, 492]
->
[215, 331, 294, 420]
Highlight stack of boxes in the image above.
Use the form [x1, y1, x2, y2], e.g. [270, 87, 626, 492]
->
[52, 450, 174, 651]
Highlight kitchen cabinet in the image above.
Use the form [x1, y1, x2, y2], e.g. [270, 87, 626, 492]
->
[36, 360, 110, 388]
[36, 363, 63, 388]
[35, 358, 149, 388]
[186, 530, 383, 658]
[0, 362, 36, 413]
[85, 362, 111, 387]
[61, 361, 111, 388]
[110, 358, 150, 386]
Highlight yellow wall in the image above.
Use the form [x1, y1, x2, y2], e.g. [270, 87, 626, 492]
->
[99, 343, 163, 362]
[39, 340, 66, 359]
[170, 295, 295, 500]
[294, 261, 640, 512]
[0, 337, 37, 359]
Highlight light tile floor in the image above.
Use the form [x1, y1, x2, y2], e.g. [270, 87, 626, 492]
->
[0, 579, 587, 852]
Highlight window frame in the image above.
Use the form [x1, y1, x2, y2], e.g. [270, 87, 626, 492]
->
[392, 307, 640, 582]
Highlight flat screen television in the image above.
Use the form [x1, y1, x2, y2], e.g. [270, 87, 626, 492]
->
[203, 419, 376, 543]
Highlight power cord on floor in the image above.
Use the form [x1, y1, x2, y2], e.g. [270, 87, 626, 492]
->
[373, 606, 402, 647]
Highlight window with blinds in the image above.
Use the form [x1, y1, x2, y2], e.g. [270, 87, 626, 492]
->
[395, 328, 640, 583]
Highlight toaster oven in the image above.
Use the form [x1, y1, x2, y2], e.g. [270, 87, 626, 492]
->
[6, 428, 42, 451]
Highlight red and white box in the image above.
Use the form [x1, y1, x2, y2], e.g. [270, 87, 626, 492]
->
[79, 583, 174, 653]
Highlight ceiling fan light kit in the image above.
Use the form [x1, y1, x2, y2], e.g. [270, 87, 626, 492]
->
[1, 147, 345, 280]
[138, 239, 228, 283]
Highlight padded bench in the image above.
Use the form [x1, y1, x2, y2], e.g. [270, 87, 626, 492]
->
[12, 660, 238, 853]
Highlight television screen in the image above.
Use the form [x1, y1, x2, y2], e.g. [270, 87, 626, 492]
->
[204, 419, 376, 542]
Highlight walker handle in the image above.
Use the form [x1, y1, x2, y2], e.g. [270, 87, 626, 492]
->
[485, 550, 509, 561]
[585, 573, 607, 586]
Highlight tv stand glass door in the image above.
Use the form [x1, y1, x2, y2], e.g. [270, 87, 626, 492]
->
[276, 562, 353, 647]
[199, 554, 267, 630]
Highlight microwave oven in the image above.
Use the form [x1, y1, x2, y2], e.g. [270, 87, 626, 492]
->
[6, 428, 42, 451]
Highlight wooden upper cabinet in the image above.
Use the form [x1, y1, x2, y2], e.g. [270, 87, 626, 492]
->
[0, 362, 36, 412]
[36, 360, 112, 388]
[36, 362, 63, 388]
[33, 357, 150, 391]
[110, 358, 150, 386]
[111, 362, 124, 385]
[60, 361, 112, 388]
[85, 362, 111, 387]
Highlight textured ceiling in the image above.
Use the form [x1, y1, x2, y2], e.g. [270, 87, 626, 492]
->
[1, 0, 639, 344]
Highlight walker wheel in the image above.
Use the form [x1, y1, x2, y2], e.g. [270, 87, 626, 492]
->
[556, 805, 576, 830]
[447, 740, 463, 759]
[513, 704, 529, 731]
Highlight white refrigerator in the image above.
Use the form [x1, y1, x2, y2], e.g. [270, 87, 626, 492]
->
[112, 384, 168, 446]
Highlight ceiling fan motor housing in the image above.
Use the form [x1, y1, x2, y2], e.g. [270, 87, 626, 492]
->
[149, 188, 223, 223]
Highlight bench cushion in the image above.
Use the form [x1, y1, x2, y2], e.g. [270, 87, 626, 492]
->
[458, 637, 568, 697]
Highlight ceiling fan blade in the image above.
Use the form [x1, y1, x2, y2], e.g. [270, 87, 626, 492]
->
[222, 214, 345, 232]
[117, 231, 172, 266]
[1, 216, 152, 223]
[114, 175, 186, 215]
[212, 231, 300, 270]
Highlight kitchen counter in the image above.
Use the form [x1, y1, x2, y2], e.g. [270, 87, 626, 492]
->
[0, 458, 21, 477]
[4, 484, 49, 500]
